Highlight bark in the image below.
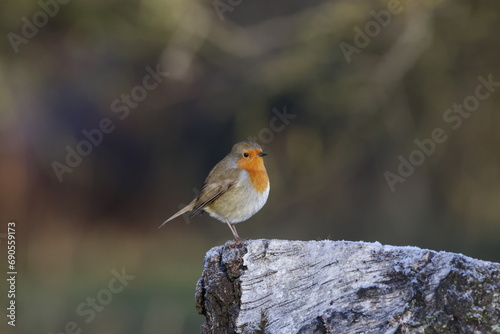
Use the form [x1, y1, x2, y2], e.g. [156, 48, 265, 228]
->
[195, 239, 500, 334]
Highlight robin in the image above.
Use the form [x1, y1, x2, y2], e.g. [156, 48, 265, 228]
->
[159, 141, 270, 239]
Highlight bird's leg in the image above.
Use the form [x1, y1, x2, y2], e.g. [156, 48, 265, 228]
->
[225, 219, 240, 240]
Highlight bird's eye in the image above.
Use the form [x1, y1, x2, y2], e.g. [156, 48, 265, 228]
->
[243, 152, 250, 157]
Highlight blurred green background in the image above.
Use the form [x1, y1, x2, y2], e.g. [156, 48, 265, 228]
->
[1, 0, 500, 333]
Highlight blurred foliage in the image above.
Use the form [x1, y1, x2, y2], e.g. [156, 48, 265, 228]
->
[1, 0, 500, 333]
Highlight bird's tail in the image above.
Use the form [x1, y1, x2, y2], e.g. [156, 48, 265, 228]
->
[159, 200, 196, 228]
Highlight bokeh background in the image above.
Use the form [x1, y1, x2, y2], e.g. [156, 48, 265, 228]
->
[1, 0, 500, 333]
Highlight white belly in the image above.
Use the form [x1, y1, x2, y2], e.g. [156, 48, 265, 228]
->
[205, 180, 270, 224]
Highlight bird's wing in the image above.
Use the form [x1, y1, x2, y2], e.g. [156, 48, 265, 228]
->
[190, 168, 241, 217]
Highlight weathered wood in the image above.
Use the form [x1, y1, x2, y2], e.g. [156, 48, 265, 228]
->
[195, 239, 500, 333]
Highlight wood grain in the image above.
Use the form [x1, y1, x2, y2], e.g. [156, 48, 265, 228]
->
[196, 239, 500, 333]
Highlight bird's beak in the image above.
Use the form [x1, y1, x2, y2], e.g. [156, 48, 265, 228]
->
[258, 152, 268, 157]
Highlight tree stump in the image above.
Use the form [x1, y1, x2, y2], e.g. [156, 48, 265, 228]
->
[195, 239, 500, 334]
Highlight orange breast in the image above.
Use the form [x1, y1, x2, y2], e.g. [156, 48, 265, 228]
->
[237, 150, 269, 193]
[246, 169, 269, 193]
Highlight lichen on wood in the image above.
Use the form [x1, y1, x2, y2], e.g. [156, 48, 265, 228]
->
[196, 239, 500, 333]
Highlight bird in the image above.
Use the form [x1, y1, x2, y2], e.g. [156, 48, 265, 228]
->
[159, 141, 270, 239]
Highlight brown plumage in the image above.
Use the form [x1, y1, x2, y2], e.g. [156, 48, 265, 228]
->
[159, 141, 270, 239]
